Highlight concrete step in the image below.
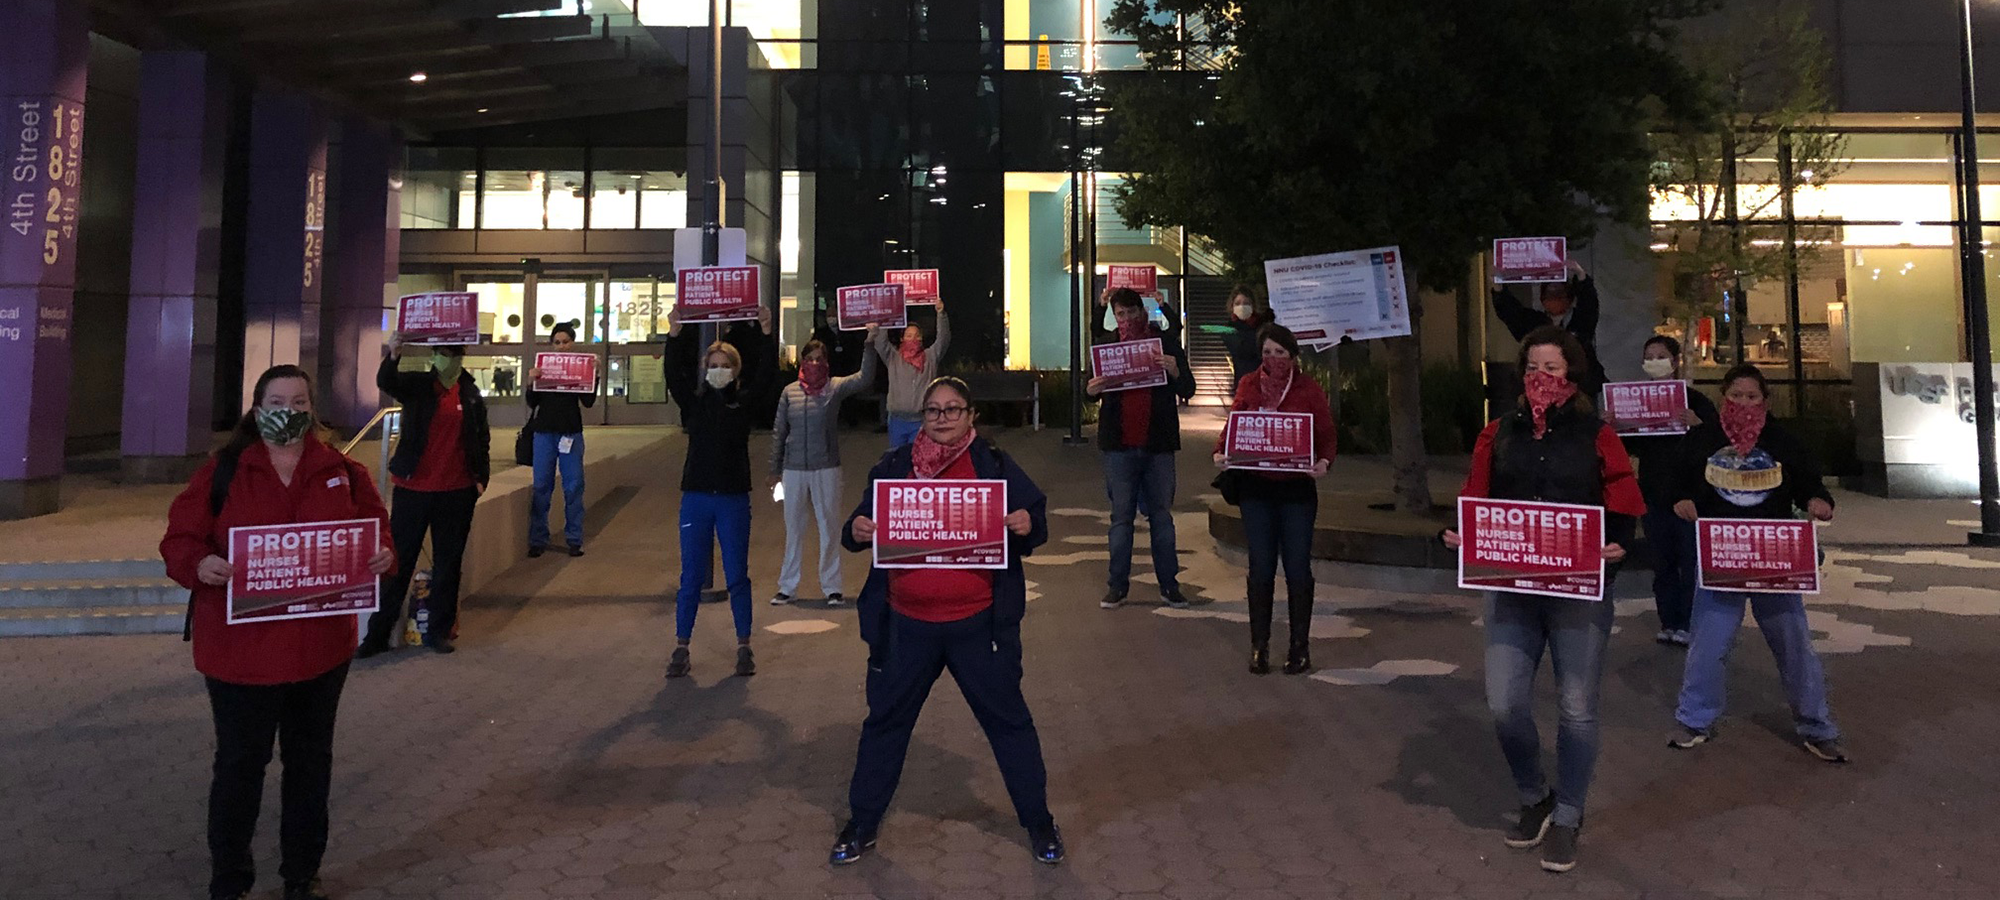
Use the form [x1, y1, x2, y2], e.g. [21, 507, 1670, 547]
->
[0, 577, 186, 610]
[0, 604, 185, 637]
[0, 558, 165, 582]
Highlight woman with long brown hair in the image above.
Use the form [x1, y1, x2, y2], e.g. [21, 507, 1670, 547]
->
[162, 365, 396, 900]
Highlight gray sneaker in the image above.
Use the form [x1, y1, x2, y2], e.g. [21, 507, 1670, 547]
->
[1504, 792, 1555, 849]
[1099, 590, 1127, 610]
[1803, 738, 1849, 763]
[1668, 725, 1713, 749]
[1540, 823, 1581, 873]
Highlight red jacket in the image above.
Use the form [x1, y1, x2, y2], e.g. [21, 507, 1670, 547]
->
[1216, 368, 1338, 481]
[162, 436, 395, 685]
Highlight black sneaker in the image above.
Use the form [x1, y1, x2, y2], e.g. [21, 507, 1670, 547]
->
[355, 639, 389, 660]
[828, 821, 877, 865]
[1803, 738, 1849, 763]
[1099, 590, 1127, 610]
[665, 646, 691, 679]
[527, 545, 545, 558]
[1161, 588, 1191, 609]
[770, 592, 793, 606]
[426, 637, 456, 655]
[1668, 725, 1713, 749]
[567, 545, 584, 558]
[1540, 823, 1580, 873]
[735, 645, 756, 677]
[1504, 792, 1556, 849]
[284, 878, 333, 900]
[827, 592, 845, 607]
[1029, 825, 1065, 865]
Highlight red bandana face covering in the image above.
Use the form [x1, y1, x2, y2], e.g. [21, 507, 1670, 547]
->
[1116, 314, 1150, 342]
[911, 426, 978, 479]
[900, 335, 927, 371]
[1258, 356, 1295, 410]
[799, 359, 830, 396]
[1522, 370, 1579, 438]
[1721, 400, 1767, 455]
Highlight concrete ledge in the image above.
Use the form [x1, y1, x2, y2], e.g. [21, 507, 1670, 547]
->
[458, 430, 675, 599]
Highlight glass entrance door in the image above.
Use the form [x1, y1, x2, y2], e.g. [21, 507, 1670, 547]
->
[452, 270, 675, 427]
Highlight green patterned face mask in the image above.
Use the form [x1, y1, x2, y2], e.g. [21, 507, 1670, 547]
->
[255, 407, 314, 446]
[432, 353, 463, 385]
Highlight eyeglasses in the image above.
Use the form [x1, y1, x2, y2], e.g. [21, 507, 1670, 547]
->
[921, 405, 970, 421]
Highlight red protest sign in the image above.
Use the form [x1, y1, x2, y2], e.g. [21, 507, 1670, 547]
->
[1456, 498, 1606, 601]
[1603, 380, 1691, 436]
[676, 265, 762, 323]
[838, 283, 908, 331]
[533, 352, 598, 394]
[1223, 411, 1316, 473]
[872, 479, 1010, 569]
[397, 292, 480, 345]
[226, 519, 381, 624]
[1107, 265, 1159, 295]
[883, 269, 941, 304]
[1697, 518, 1821, 594]
[1492, 237, 1569, 284]
[1090, 339, 1168, 392]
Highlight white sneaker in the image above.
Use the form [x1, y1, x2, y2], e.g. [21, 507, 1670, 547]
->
[1670, 630, 1691, 646]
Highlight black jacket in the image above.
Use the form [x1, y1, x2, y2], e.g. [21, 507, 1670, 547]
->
[1674, 413, 1834, 521]
[841, 439, 1048, 661]
[1093, 307, 1197, 453]
[667, 324, 777, 494]
[526, 384, 598, 435]
[1621, 386, 1718, 509]
[1219, 317, 1268, 385]
[1481, 400, 1638, 548]
[1493, 278, 1606, 394]
[377, 355, 491, 488]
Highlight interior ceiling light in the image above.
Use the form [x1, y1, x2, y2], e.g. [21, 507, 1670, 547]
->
[409, 72, 429, 83]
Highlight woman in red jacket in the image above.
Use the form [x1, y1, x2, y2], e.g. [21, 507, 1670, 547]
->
[162, 365, 395, 900]
[1212, 323, 1336, 675]
[1441, 326, 1643, 875]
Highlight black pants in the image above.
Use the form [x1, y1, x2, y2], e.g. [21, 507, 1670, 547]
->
[366, 486, 477, 646]
[1240, 491, 1317, 648]
[205, 663, 349, 899]
[847, 609, 1054, 833]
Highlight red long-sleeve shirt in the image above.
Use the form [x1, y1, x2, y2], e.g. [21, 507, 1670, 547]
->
[1461, 418, 1645, 517]
[162, 437, 395, 685]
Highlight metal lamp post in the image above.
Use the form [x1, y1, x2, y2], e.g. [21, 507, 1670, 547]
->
[1956, 0, 2000, 546]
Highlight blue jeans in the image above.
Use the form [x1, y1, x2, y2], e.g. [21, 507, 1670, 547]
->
[675, 491, 754, 641]
[1485, 591, 1614, 828]
[888, 416, 922, 448]
[1676, 588, 1838, 741]
[1104, 450, 1179, 594]
[1643, 506, 1695, 632]
[529, 431, 586, 549]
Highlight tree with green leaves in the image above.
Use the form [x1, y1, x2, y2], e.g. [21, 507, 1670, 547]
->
[1105, 0, 1715, 512]
[1650, 1, 1846, 356]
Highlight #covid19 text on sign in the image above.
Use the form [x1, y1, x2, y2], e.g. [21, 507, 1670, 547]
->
[1697, 518, 1821, 594]
[1603, 380, 1691, 436]
[872, 479, 1009, 569]
[838, 283, 908, 331]
[1223, 411, 1316, 473]
[397, 292, 480, 345]
[1456, 497, 1605, 601]
[676, 265, 762, 323]
[533, 352, 598, 394]
[1492, 237, 1568, 283]
[1089, 338, 1167, 392]
[226, 519, 381, 624]
[883, 268, 940, 304]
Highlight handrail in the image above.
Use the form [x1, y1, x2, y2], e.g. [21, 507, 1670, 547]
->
[340, 406, 404, 456]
